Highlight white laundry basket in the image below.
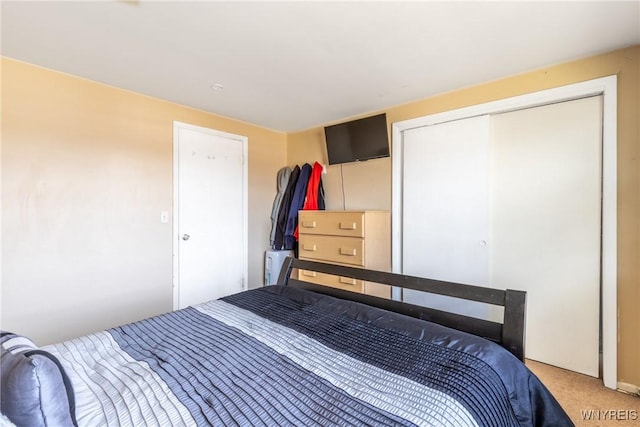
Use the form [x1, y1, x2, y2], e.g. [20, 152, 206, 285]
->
[264, 250, 293, 286]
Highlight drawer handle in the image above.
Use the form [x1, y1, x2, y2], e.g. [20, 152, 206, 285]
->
[339, 222, 357, 230]
[339, 247, 357, 256]
[302, 244, 317, 251]
[301, 220, 317, 228]
[339, 277, 356, 285]
[302, 271, 317, 277]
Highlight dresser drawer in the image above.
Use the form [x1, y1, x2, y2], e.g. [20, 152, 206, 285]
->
[298, 269, 364, 293]
[298, 211, 365, 238]
[298, 235, 364, 266]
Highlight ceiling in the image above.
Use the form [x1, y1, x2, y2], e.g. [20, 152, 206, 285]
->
[2, 1, 638, 132]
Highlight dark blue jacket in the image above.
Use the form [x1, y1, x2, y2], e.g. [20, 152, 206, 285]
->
[284, 163, 312, 250]
[273, 166, 300, 250]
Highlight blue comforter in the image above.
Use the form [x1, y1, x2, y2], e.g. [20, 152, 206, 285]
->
[48, 285, 572, 427]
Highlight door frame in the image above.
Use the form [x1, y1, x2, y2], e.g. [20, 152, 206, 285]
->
[172, 121, 248, 310]
[391, 75, 617, 389]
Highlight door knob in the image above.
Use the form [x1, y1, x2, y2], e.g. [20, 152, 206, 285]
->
[182, 234, 190, 241]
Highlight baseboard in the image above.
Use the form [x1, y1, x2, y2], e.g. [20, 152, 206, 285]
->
[617, 381, 640, 396]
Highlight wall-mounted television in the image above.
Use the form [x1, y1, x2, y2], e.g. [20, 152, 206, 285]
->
[324, 113, 390, 165]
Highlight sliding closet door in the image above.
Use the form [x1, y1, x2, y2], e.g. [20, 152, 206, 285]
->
[400, 96, 602, 376]
[490, 96, 602, 376]
[402, 115, 494, 319]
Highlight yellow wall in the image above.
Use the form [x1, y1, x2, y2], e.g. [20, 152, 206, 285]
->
[1, 58, 287, 344]
[288, 46, 640, 386]
[2, 46, 638, 386]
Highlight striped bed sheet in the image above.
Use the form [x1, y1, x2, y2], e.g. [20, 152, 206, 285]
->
[45, 285, 571, 427]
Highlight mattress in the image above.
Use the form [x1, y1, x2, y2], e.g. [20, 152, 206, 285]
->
[44, 285, 572, 427]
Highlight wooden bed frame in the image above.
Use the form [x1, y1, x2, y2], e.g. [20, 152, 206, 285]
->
[276, 257, 527, 361]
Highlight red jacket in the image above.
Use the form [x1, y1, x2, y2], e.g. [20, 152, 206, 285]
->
[293, 161, 324, 240]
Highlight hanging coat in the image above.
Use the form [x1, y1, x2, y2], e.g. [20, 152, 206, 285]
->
[284, 163, 312, 250]
[293, 162, 324, 240]
[269, 167, 292, 248]
[273, 166, 300, 250]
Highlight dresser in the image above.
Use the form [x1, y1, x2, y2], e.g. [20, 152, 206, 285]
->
[297, 210, 391, 298]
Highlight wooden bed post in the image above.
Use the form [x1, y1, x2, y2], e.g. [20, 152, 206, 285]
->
[275, 256, 295, 287]
[503, 290, 527, 361]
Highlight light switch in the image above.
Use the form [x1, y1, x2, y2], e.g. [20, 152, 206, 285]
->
[160, 211, 169, 223]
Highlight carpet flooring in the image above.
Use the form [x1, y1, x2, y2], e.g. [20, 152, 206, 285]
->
[526, 359, 640, 426]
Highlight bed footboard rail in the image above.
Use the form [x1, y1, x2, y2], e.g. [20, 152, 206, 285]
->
[276, 257, 526, 361]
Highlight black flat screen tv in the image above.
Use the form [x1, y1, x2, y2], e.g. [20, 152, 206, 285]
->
[324, 113, 390, 165]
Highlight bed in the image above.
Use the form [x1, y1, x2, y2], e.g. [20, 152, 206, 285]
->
[1, 257, 572, 427]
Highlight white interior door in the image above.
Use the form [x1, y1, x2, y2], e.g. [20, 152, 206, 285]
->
[490, 96, 602, 376]
[393, 76, 616, 387]
[402, 115, 497, 320]
[400, 97, 602, 377]
[174, 122, 247, 309]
